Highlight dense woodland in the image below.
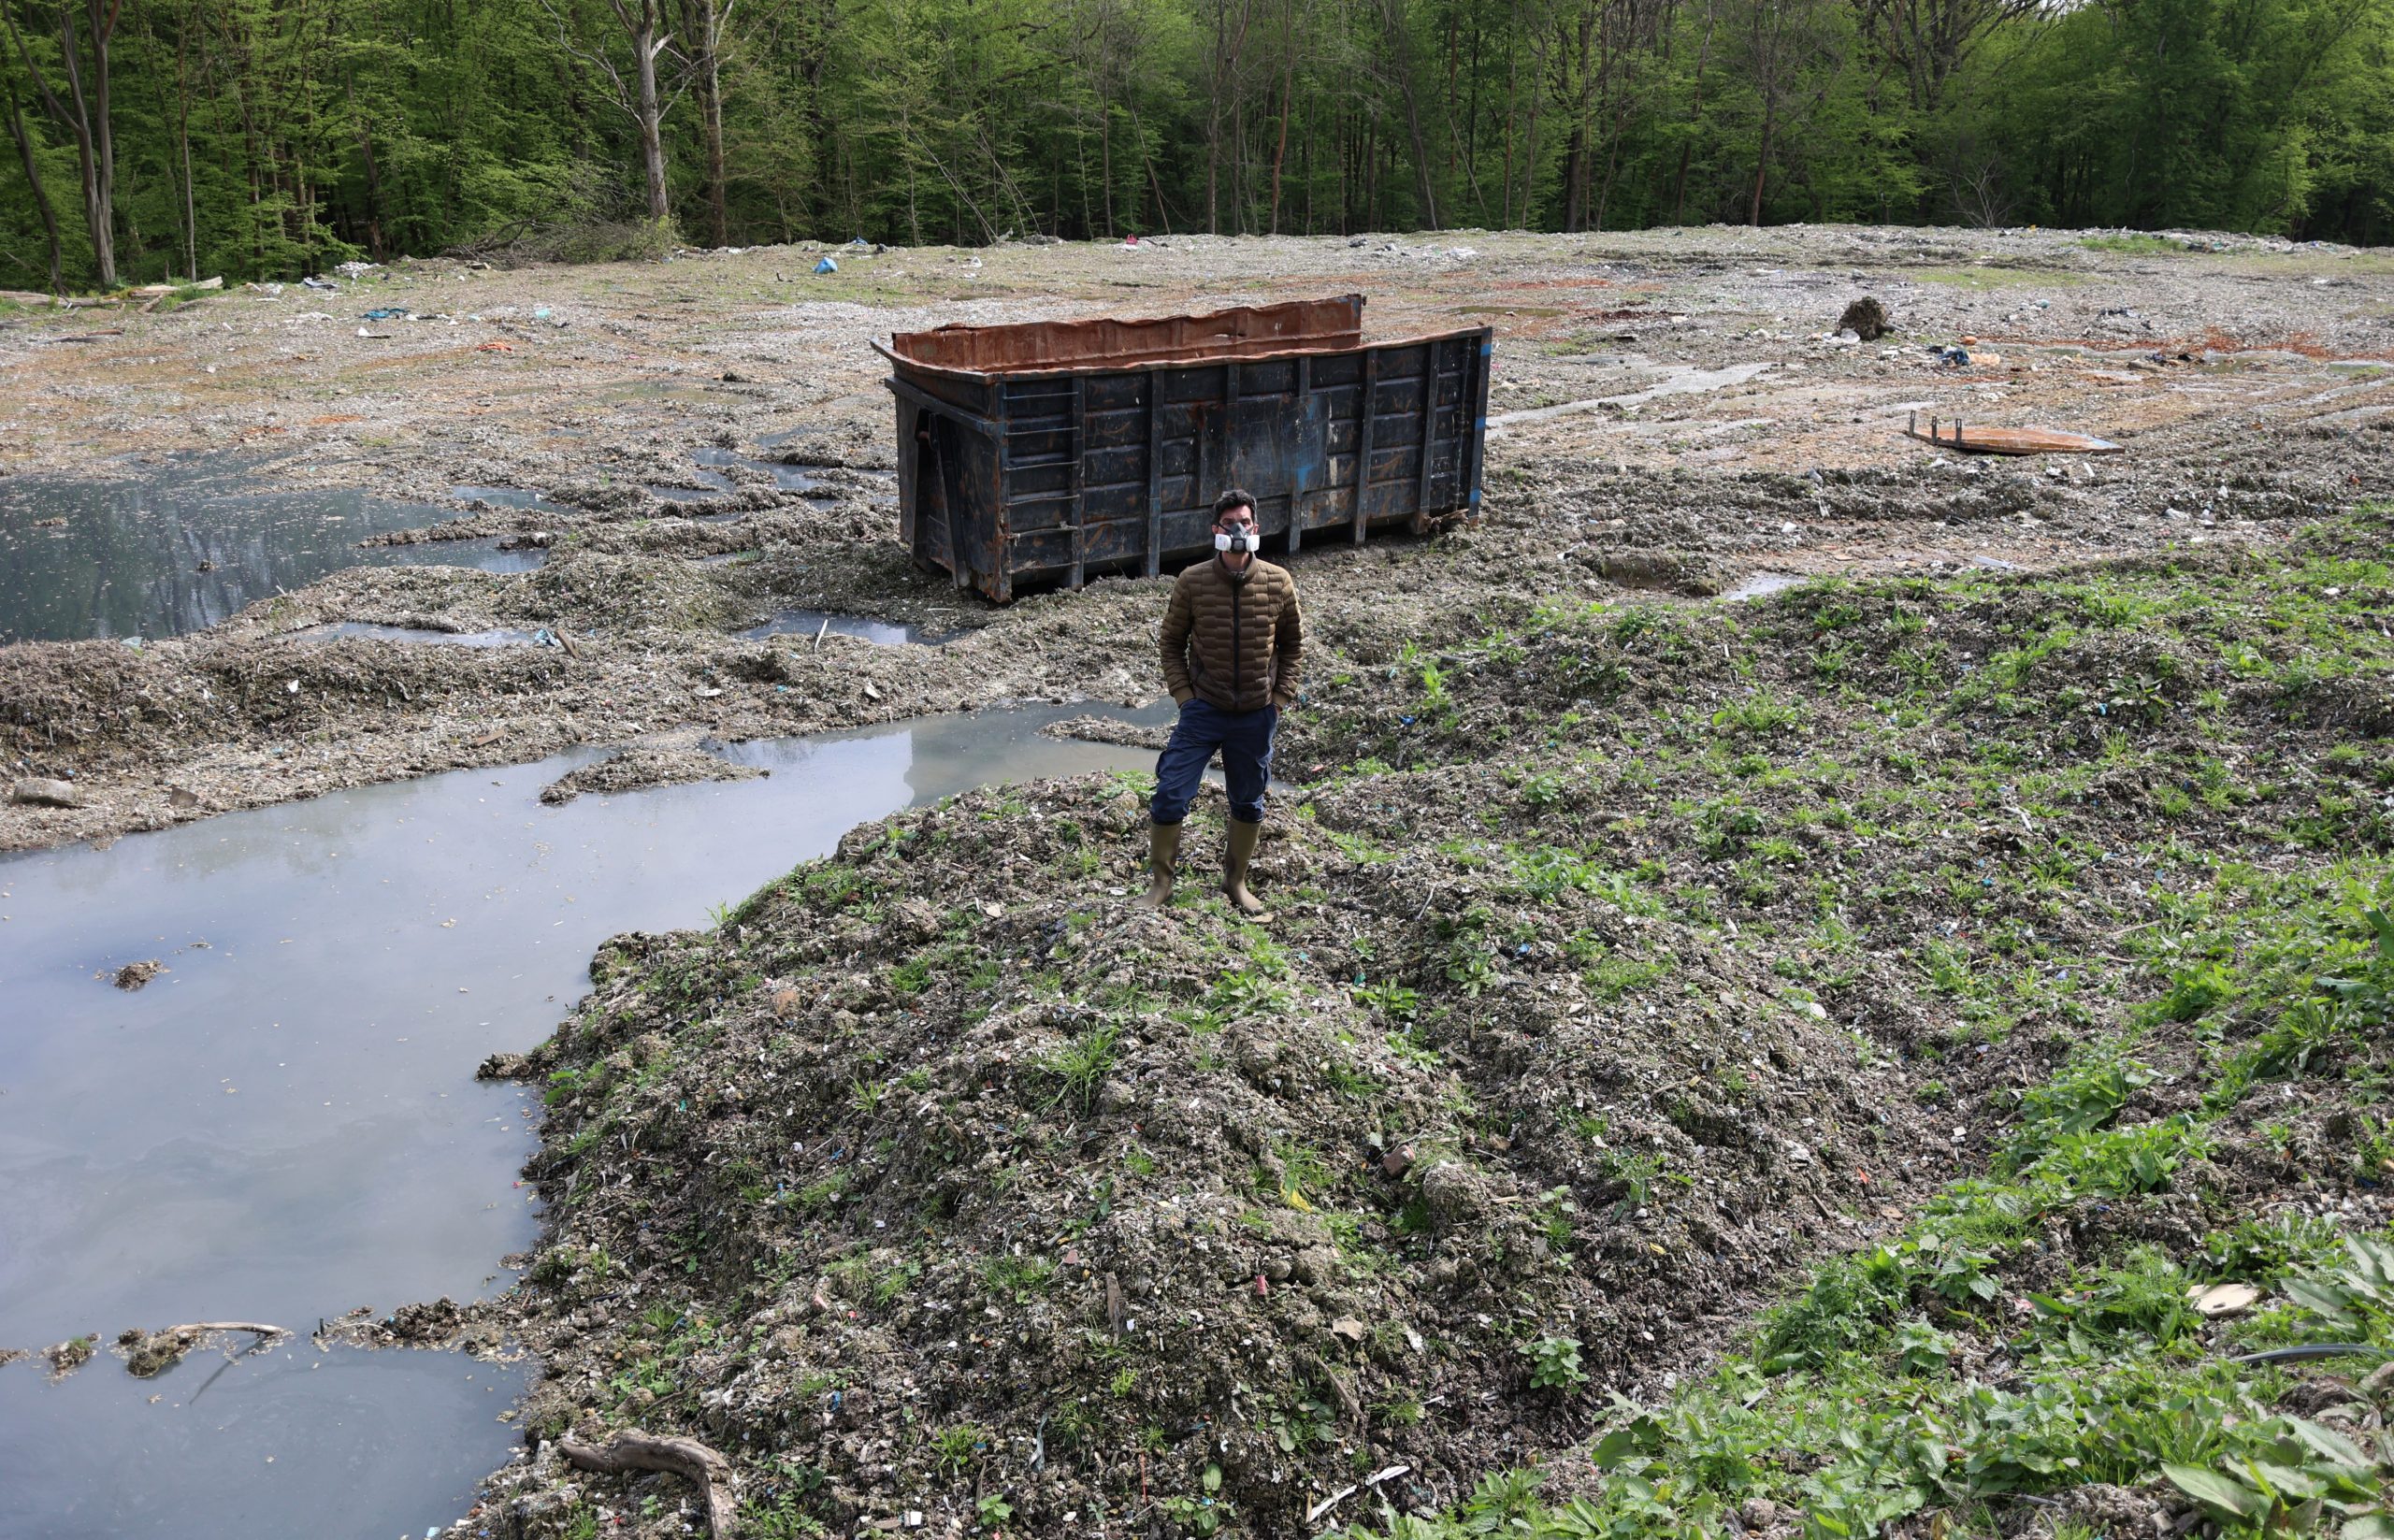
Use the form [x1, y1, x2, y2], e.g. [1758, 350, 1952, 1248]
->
[3, 0, 2390, 293]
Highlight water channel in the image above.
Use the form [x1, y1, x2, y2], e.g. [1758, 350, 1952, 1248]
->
[0, 703, 1168, 1540]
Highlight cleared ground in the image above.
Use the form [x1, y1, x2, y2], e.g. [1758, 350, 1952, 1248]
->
[5, 225, 2391, 852]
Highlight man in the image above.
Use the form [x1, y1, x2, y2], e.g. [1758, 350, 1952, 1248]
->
[1140, 488, 1304, 916]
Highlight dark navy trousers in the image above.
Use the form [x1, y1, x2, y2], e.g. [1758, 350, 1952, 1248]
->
[1150, 698, 1278, 826]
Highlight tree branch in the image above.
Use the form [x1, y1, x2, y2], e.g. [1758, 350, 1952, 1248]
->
[559, 1430, 739, 1540]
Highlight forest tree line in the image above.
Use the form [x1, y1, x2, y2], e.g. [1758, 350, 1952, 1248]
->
[3, 0, 2390, 293]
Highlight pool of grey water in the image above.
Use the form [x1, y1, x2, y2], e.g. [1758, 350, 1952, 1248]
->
[742, 608, 945, 646]
[0, 456, 543, 644]
[0, 700, 1169, 1540]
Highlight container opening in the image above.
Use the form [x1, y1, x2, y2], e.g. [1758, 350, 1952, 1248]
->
[887, 295, 1365, 376]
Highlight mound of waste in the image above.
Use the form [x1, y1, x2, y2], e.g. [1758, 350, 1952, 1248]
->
[479, 511, 2393, 1537]
[488, 765, 1916, 1535]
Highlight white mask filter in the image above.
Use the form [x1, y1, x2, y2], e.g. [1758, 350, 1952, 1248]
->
[1214, 527, 1260, 554]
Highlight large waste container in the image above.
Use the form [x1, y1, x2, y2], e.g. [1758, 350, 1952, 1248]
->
[874, 295, 1492, 601]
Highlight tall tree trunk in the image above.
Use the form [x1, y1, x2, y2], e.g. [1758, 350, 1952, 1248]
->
[678, 0, 728, 244]
[1516, 24, 1545, 227]
[1671, 0, 1715, 224]
[7, 0, 121, 286]
[1098, 96, 1113, 237]
[343, 73, 386, 258]
[1266, 1, 1291, 233]
[632, 12, 668, 220]
[1378, 0, 1436, 229]
[1748, 106, 1773, 223]
[175, 8, 195, 276]
[3, 65, 64, 290]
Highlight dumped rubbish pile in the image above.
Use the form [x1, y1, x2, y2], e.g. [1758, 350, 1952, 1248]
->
[471, 500, 2394, 1536]
[487, 767, 1902, 1535]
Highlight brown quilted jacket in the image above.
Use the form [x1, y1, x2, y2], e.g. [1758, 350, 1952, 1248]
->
[1160, 556, 1304, 712]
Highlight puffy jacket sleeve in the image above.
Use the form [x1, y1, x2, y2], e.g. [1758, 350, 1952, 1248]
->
[1271, 576, 1304, 706]
[1160, 575, 1195, 704]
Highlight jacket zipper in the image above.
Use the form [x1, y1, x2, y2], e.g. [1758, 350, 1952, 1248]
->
[1231, 572, 1243, 709]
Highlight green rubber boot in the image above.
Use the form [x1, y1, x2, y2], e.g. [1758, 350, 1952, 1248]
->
[1223, 819, 1271, 919]
[1137, 820, 1182, 910]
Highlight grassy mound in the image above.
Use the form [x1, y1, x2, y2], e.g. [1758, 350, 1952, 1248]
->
[483, 511, 2394, 1539]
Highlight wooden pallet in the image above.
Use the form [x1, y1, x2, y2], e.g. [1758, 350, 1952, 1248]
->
[1904, 412, 2123, 455]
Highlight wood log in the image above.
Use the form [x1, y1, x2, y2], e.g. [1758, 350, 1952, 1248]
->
[559, 1430, 739, 1539]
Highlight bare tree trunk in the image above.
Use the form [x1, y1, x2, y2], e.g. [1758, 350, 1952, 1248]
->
[629, 2, 669, 220]
[1517, 22, 1546, 227]
[1266, 0, 1291, 233]
[2, 61, 64, 290]
[1671, 0, 1715, 223]
[1121, 92, 1173, 234]
[677, 0, 730, 244]
[7, 0, 121, 287]
[1748, 107, 1772, 223]
[341, 70, 386, 258]
[174, 7, 194, 276]
[1377, 0, 1436, 229]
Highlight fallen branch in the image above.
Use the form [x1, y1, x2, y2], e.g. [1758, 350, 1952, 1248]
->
[122, 1321, 289, 1376]
[560, 1430, 739, 1539]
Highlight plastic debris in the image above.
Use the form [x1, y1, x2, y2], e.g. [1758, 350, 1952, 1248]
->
[2189, 1282, 2261, 1318]
[815, 256, 839, 275]
[360, 308, 409, 321]
[299, 275, 338, 291]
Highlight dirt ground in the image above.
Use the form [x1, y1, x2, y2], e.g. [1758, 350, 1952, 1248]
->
[5, 223, 2392, 853]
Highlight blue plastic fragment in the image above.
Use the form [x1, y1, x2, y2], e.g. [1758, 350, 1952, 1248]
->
[815, 257, 839, 275]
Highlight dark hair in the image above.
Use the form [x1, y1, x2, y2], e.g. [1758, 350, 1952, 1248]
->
[1212, 488, 1257, 522]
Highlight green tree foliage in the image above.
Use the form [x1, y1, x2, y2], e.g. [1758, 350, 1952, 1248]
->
[2, 0, 2389, 291]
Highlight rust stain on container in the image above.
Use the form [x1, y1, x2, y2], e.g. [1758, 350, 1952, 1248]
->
[875, 295, 1493, 601]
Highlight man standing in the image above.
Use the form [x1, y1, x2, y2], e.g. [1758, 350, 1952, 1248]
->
[1140, 489, 1304, 916]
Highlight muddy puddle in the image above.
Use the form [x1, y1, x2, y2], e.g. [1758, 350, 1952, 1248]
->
[741, 608, 947, 645]
[0, 456, 543, 644]
[694, 446, 824, 495]
[646, 468, 733, 502]
[0, 701, 1166, 1540]
[1721, 570, 1806, 602]
[450, 484, 568, 511]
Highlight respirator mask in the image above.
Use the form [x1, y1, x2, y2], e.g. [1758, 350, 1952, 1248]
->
[1214, 526, 1262, 554]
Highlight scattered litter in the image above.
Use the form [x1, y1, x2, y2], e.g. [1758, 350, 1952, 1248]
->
[299, 275, 338, 291]
[815, 257, 839, 275]
[355, 328, 393, 338]
[360, 308, 410, 321]
[2189, 1282, 2261, 1318]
